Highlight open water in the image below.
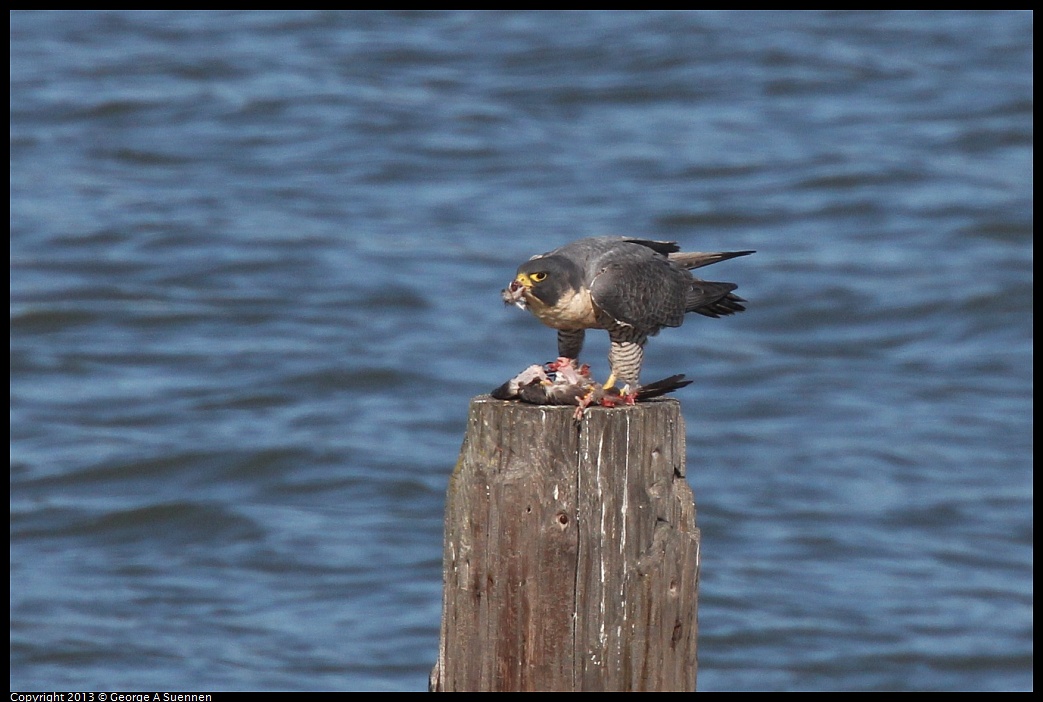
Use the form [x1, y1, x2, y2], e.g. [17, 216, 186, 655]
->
[10, 10, 1033, 691]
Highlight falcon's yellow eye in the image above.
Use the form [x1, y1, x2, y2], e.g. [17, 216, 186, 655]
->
[530, 272, 548, 282]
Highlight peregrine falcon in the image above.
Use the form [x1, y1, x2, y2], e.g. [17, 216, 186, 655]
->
[501, 236, 753, 388]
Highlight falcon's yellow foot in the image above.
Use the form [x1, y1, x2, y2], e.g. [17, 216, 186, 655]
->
[590, 374, 635, 408]
[602, 372, 634, 395]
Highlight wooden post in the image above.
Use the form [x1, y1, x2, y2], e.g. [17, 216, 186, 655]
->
[430, 396, 700, 692]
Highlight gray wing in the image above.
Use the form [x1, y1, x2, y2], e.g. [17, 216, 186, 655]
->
[588, 254, 692, 333]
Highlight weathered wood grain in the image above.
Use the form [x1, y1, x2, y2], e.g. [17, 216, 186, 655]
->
[432, 396, 699, 692]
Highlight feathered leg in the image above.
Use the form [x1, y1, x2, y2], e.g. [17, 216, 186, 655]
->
[606, 329, 648, 388]
[557, 329, 585, 360]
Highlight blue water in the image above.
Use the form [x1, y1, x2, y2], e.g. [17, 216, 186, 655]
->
[10, 10, 1032, 691]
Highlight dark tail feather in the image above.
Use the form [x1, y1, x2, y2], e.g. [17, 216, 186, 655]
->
[636, 374, 693, 400]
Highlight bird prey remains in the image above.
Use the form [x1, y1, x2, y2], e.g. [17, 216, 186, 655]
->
[491, 357, 694, 419]
[501, 236, 753, 389]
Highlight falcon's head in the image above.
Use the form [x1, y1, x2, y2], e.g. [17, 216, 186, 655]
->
[501, 254, 595, 330]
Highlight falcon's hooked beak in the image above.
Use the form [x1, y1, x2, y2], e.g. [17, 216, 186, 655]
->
[501, 274, 533, 310]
